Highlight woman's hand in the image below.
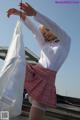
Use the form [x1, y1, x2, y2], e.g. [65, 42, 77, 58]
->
[7, 8, 19, 17]
[7, 8, 26, 20]
[19, 2, 37, 16]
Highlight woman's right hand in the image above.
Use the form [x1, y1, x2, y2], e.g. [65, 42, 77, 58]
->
[19, 2, 37, 16]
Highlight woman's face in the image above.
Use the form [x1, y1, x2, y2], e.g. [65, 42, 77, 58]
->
[39, 25, 57, 42]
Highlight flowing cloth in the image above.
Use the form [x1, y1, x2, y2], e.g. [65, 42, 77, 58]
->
[0, 20, 26, 118]
[25, 64, 57, 108]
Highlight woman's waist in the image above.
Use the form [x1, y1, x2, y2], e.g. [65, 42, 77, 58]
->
[38, 60, 58, 72]
[27, 62, 57, 77]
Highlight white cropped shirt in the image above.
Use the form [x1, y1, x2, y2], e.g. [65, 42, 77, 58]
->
[23, 12, 71, 72]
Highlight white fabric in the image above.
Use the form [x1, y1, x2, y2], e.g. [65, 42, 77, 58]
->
[23, 17, 45, 47]
[0, 20, 26, 118]
[23, 12, 71, 71]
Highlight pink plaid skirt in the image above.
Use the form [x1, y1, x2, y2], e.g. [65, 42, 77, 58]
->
[24, 64, 57, 108]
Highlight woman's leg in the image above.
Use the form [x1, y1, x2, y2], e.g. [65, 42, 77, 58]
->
[28, 96, 47, 120]
[29, 106, 45, 120]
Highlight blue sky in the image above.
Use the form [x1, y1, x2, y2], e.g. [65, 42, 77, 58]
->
[0, 0, 80, 98]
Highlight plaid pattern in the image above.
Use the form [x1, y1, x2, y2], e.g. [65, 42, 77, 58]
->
[24, 64, 57, 108]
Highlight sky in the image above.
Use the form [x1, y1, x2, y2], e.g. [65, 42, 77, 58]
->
[0, 0, 80, 98]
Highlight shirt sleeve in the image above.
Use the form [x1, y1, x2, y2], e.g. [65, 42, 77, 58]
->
[34, 12, 71, 46]
[22, 17, 45, 48]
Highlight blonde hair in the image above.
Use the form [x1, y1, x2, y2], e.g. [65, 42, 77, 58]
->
[39, 25, 57, 42]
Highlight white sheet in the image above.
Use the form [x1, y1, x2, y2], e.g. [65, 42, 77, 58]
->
[0, 20, 26, 118]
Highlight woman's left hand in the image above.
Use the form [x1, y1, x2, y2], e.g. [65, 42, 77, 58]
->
[7, 8, 18, 17]
[7, 8, 26, 20]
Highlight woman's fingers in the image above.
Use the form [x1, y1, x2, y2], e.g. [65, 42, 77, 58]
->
[19, 3, 28, 11]
[19, 2, 36, 16]
[7, 8, 19, 17]
[7, 8, 16, 17]
[25, 2, 32, 7]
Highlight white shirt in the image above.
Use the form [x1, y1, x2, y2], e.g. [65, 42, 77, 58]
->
[23, 12, 71, 71]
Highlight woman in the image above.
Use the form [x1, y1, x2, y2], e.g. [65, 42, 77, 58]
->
[7, 2, 71, 120]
